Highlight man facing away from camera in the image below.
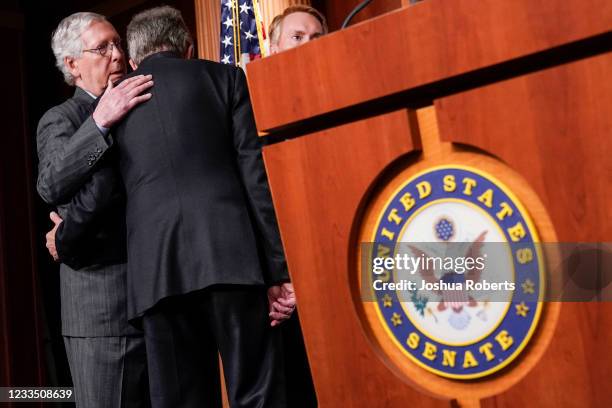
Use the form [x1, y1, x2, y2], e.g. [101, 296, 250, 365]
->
[36, 12, 152, 408]
[113, 6, 294, 407]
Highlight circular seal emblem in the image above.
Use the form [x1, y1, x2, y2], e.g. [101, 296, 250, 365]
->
[369, 165, 544, 379]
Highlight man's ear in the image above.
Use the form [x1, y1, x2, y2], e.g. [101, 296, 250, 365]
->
[270, 43, 279, 55]
[185, 44, 194, 59]
[129, 59, 138, 71]
[64, 56, 80, 79]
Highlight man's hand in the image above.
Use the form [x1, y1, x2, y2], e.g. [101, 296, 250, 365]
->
[45, 211, 63, 261]
[267, 282, 296, 327]
[92, 75, 154, 128]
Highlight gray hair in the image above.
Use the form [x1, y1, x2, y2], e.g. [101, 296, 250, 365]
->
[127, 6, 193, 65]
[51, 12, 107, 85]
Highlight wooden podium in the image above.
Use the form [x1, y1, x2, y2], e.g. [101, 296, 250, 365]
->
[246, 1, 612, 406]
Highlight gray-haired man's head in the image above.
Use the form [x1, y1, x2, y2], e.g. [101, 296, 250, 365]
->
[127, 6, 193, 67]
[51, 12, 125, 95]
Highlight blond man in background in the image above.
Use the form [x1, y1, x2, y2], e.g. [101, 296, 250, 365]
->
[265, 5, 329, 407]
[269, 5, 328, 54]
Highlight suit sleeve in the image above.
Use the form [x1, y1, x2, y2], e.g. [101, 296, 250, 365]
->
[36, 108, 112, 205]
[231, 67, 289, 285]
[55, 163, 123, 269]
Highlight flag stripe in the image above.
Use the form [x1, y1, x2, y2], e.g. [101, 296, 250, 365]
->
[252, 0, 267, 57]
[220, 0, 265, 67]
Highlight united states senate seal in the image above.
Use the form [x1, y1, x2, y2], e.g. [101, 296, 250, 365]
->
[368, 165, 544, 379]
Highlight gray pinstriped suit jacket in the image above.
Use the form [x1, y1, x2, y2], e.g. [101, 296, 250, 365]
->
[36, 87, 137, 337]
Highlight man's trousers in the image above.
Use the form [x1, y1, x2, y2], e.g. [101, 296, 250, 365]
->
[142, 285, 286, 408]
[64, 335, 149, 407]
[61, 262, 149, 407]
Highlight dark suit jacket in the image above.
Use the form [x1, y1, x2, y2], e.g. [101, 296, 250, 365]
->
[37, 87, 127, 269]
[115, 52, 289, 319]
[36, 87, 135, 336]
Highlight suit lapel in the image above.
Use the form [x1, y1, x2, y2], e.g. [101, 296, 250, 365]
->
[73, 87, 97, 119]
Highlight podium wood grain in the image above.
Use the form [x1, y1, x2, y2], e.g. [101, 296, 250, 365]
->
[249, 0, 612, 405]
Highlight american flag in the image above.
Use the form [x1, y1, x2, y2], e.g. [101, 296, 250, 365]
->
[219, 0, 266, 68]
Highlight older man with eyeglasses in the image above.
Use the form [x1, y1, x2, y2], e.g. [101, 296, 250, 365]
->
[36, 12, 153, 408]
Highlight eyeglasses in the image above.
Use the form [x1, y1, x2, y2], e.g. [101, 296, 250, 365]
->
[82, 40, 122, 57]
